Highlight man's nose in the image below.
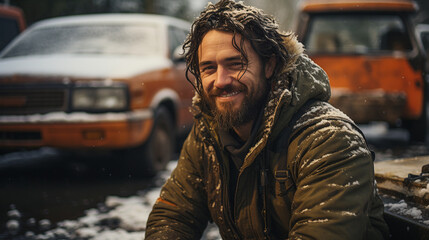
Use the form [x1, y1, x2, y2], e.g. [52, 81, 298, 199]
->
[214, 66, 233, 89]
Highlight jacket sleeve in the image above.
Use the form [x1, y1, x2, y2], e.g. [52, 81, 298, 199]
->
[287, 119, 388, 240]
[145, 126, 211, 239]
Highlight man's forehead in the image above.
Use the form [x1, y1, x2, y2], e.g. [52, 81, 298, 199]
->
[198, 30, 246, 60]
[199, 30, 237, 49]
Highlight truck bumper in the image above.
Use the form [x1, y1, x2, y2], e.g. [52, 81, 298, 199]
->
[0, 110, 154, 149]
[329, 89, 407, 124]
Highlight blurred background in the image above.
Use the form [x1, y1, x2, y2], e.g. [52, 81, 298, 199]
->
[4, 0, 429, 30]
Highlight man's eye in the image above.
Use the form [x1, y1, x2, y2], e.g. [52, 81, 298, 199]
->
[201, 66, 215, 73]
[231, 62, 244, 68]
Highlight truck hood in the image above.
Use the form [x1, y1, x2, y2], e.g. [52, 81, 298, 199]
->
[0, 54, 172, 79]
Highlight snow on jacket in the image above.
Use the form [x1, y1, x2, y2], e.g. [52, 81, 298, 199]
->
[145, 34, 389, 239]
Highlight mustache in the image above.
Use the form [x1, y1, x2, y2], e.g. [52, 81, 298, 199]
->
[208, 84, 247, 97]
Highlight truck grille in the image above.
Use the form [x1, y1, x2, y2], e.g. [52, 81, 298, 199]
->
[0, 88, 68, 115]
[0, 131, 42, 141]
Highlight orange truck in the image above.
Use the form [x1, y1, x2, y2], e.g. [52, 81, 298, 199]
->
[295, 0, 428, 142]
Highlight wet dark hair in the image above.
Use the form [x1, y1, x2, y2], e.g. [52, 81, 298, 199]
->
[184, 0, 291, 95]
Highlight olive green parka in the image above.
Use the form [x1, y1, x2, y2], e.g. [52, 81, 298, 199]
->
[145, 34, 389, 239]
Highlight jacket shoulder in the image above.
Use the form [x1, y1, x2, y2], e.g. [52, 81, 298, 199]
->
[292, 101, 355, 134]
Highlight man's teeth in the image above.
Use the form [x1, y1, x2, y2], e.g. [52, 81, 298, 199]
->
[220, 91, 240, 97]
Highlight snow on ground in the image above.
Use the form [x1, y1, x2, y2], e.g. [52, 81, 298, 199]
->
[26, 159, 427, 240]
[385, 200, 423, 220]
[4, 123, 428, 239]
[29, 161, 221, 240]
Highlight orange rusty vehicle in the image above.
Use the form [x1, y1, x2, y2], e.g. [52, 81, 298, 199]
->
[0, 4, 26, 51]
[0, 14, 194, 175]
[295, 0, 428, 142]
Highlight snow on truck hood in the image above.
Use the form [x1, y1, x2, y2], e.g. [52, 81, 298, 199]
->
[0, 54, 172, 79]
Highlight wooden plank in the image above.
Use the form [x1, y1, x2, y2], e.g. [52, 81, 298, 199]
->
[375, 156, 429, 205]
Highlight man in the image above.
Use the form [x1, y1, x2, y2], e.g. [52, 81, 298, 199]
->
[146, 0, 389, 239]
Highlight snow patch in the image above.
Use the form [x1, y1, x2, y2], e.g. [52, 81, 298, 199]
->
[33, 161, 180, 240]
[0, 110, 152, 124]
[385, 200, 423, 220]
[308, 218, 329, 223]
[0, 55, 170, 79]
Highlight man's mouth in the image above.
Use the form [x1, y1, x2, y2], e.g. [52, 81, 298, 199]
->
[219, 91, 241, 97]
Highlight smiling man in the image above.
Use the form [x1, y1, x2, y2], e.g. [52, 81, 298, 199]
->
[199, 30, 274, 140]
[145, 0, 389, 239]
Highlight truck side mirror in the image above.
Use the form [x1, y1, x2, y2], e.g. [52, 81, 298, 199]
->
[172, 45, 186, 62]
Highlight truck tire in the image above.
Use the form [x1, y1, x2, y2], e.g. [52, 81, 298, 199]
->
[120, 106, 175, 177]
[142, 106, 175, 175]
[405, 100, 428, 143]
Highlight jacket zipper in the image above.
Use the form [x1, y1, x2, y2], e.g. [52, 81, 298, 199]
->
[218, 150, 241, 239]
[261, 148, 271, 240]
[202, 118, 240, 239]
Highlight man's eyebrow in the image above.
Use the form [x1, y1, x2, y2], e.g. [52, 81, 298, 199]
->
[224, 56, 243, 62]
[199, 56, 243, 67]
[199, 60, 213, 68]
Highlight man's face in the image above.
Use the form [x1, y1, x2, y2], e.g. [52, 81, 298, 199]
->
[198, 30, 274, 129]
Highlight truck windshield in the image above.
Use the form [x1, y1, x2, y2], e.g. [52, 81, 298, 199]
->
[2, 24, 160, 58]
[305, 14, 412, 54]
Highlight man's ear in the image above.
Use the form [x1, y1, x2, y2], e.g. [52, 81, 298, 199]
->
[265, 55, 276, 79]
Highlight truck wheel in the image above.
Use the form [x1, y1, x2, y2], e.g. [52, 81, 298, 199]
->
[120, 107, 175, 177]
[142, 107, 175, 175]
[406, 119, 426, 142]
[405, 101, 428, 143]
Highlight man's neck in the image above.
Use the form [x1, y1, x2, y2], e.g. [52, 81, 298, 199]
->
[232, 120, 254, 142]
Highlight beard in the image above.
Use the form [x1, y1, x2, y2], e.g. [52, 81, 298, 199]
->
[203, 82, 268, 129]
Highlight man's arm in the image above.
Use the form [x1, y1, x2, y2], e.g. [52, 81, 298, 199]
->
[145, 127, 211, 239]
[287, 119, 387, 240]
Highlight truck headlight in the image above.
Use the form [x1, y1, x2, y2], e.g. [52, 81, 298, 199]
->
[72, 87, 128, 111]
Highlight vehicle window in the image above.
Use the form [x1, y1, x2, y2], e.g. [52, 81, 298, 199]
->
[168, 26, 188, 56]
[305, 14, 412, 54]
[0, 16, 20, 51]
[2, 24, 160, 58]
